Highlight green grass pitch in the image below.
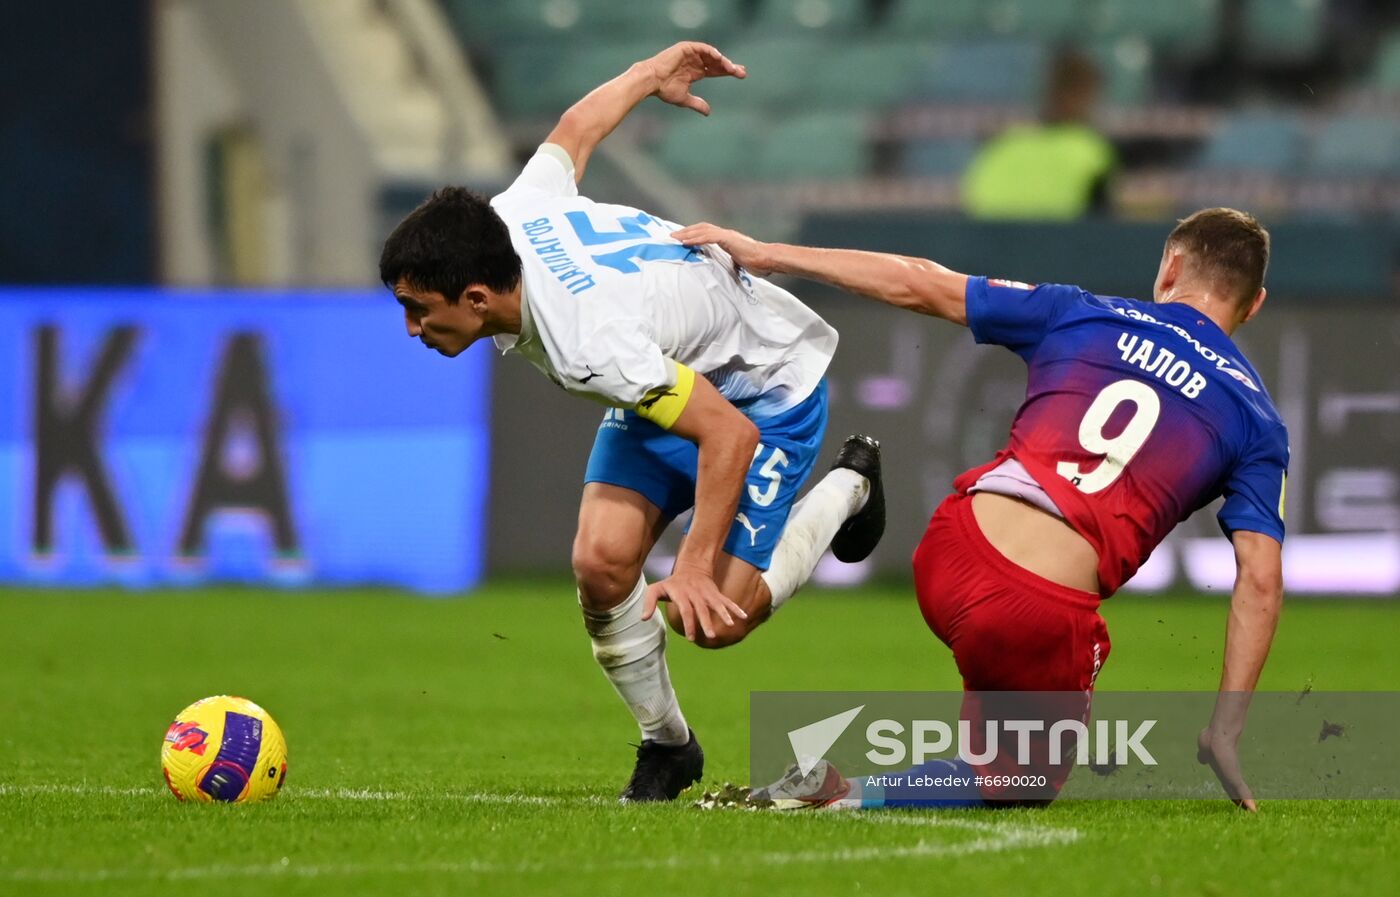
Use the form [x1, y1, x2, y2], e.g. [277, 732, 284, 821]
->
[2, 581, 1398, 895]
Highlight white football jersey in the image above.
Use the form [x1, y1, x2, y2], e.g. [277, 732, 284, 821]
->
[490, 145, 838, 420]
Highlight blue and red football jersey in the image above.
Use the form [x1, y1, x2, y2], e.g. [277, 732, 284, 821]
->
[957, 277, 1289, 597]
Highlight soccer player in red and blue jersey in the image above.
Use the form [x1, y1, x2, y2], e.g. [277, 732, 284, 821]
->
[675, 208, 1286, 811]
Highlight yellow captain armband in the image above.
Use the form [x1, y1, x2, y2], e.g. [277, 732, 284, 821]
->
[634, 361, 696, 430]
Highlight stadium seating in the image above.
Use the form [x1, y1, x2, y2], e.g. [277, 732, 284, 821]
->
[567, 41, 670, 92]
[490, 38, 723, 119]
[903, 40, 1047, 105]
[1088, 0, 1222, 61]
[717, 34, 834, 108]
[877, 0, 984, 37]
[1241, 0, 1327, 65]
[751, 0, 867, 33]
[657, 111, 763, 182]
[436, 0, 1400, 219]
[446, 0, 575, 45]
[1309, 115, 1400, 174]
[578, 0, 745, 39]
[1197, 111, 1307, 172]
[448, 0, 747, 44]
[804, 38, 928, 110]
[898, 137, 979, 178]
[753, 111, 870, 181]
[485, 44, 576, 117]
[981, 0, 1086, 42]
[1373, 34, 1400, 93]
[1088, 38, 1154, 105]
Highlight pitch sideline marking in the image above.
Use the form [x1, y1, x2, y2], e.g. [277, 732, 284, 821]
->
[0, 784, 1081, 882]
[0, 784, 563, 806]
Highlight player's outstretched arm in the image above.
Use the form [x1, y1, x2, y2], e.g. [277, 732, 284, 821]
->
[640, 374, 756, 642]
[672, 223, 970, 325]
[546, 42, 745, 182]
[1197, 530, 1284, 812]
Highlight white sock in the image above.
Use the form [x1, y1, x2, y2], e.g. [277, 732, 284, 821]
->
[581, 577, 689, 746]
[761, 468, 869, 610]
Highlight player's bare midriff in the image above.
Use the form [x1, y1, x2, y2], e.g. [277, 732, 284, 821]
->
[970, 492, 1100, 594]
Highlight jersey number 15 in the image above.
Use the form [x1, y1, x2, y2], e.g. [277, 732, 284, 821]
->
[564, 211, 700, 275]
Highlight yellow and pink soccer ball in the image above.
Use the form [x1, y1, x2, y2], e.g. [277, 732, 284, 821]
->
[160, 695, 288, 803]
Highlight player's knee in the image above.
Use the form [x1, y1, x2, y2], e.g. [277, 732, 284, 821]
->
[572, 542, 641, 609]
[695, 619, 750, 650]
[667, 607, 750, 650]
[695, 625, 746, 650]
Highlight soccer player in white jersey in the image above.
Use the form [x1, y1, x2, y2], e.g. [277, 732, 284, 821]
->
[378, 42, 885, 801]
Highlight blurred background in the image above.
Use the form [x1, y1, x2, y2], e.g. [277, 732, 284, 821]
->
[1, 0, 1397, 597]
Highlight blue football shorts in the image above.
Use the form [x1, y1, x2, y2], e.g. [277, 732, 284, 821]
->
[582, 380, 829, 570]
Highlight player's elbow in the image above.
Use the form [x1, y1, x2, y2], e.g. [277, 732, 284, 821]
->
[545, 110, 590, 164]
[719, 417, 760, 479]
[681, 409, 758, 475]
[554, 106, 585, 134]
[695, 407, 757, 450]
[732, 416, 761, 458]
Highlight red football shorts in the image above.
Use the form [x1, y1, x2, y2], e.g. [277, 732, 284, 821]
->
[912, 492, 1112, 801]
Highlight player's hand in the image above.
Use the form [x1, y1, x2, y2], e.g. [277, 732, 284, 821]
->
[643, 563, 748, 642]
[1197, 726, 1258, 812]
[672, 222, 775, 275]
[644, 42, 746, 116]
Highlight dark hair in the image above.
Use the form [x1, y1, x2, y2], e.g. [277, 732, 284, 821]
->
[378, 187, 521, 302]
[1045, 48, 1100, 104]
[1167, 208, 1271, 306]
[1040, 46, 1102, 125]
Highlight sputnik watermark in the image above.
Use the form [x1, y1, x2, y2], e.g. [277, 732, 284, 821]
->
[865, 717, 1157, 766]
[789, 705, 1156, 771]
[753, 691, 1400, 800]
